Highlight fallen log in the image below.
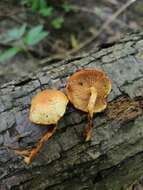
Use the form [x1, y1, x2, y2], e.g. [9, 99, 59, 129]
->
[0, 32, 143, 190]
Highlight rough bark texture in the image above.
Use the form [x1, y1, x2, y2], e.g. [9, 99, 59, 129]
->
[1, 32, 143, 190]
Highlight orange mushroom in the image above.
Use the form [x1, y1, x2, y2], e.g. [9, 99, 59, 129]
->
[17, 89, 68, 164]
[29, 89, 68, 125]
[66, 68, 112, 141]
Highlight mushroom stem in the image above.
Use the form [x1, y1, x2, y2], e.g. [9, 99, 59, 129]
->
[84, 87, 97, 141]
[24, 126, 57, 164]
[84, 113, 94, 141]
[87, 87, 97, 118]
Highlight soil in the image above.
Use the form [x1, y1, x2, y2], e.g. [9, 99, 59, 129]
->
[0, 0, 143, 85]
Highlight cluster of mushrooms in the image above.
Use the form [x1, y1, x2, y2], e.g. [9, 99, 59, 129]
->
[16, 68, 112, 164]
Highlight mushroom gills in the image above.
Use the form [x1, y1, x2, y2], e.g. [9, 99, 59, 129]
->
[66, 68, 112, 142]
[85, 87, 97, 141]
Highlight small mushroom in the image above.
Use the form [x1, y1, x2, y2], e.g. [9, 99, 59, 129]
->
[66, 68, 111, 141]
[29, 89, 68, 125]
[17, 89, 68, 164]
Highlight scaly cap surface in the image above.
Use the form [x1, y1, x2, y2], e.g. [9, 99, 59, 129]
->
[29, 89, 69, 125]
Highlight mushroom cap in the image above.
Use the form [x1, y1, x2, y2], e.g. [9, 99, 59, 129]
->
[29, 89, 68, 125]
[66, 69, 112, 113]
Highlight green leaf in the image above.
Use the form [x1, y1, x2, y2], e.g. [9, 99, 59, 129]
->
[39, 0, 47, 9]
[18, 23, 27, 37]
[25, 25, 49, 45]
[31, 0, 39, 11]
[0, 47, 20, 63]
[51, 17, 64, 29]
[1, 24, 27, 43]
[62, 3, 73, 12]
[20, 0, 28, 5]
[27, 31, 48, 45]
[39, 7, 53, 17]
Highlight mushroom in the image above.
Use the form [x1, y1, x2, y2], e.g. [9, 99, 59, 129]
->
[17, 89, 68, 164]
[66, 68, 111, 141]
[29, 89, 68, 125]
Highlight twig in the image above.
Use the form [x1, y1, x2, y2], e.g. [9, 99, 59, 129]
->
[68, 0, 138, 54]
[71, 5, 130, 29]
[39, 54, 66, 64]
[40, 0, 138, 64]
[70, 5, 99, 15]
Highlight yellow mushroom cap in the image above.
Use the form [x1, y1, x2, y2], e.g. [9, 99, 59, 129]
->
[29, 89, 69, 125]
[66, 69, 112, 113]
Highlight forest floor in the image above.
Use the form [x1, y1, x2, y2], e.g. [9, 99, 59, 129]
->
[0, 0, 143, 84]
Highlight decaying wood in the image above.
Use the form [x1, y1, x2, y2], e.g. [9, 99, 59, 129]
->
[0, 32, 143, 190]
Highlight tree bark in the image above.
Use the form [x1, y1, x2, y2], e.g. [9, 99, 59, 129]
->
[0, 32, 143, 190]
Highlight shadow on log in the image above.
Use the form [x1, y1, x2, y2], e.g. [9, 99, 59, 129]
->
[0, 32, 143, 190]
